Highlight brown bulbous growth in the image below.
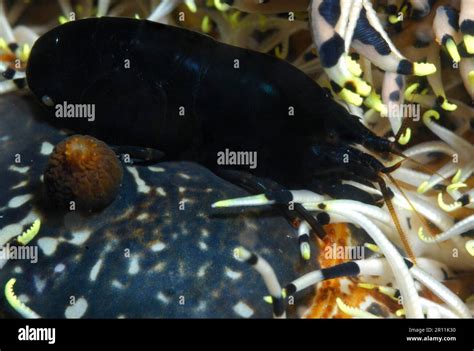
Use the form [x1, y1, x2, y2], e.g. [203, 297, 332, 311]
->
[44, 135, 123, 211]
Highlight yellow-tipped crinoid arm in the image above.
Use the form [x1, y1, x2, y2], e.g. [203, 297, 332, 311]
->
[16, 219, 41, 245]
[5, 278, 40, 318]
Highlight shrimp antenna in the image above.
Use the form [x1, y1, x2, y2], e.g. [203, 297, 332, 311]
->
[385, 171, 438, 236]
[389, 149, 450, 187]
[376, 176, 417, 264]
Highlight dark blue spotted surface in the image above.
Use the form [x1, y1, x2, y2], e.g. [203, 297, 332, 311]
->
[0, 94, 318, 318]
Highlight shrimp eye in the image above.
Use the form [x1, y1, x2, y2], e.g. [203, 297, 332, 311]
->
[41, 95, 54, 107]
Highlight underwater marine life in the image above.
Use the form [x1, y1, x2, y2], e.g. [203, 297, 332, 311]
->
[25, 17, 392, 156]
[0, 0, 472, 320]
[26, 17, 417, 251]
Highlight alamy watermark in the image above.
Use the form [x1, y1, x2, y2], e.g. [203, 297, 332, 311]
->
[0, 243, 38, 263]
[324, 244, 364, 260]
[217, 148, 257, 169]
[18, 325, 55, 344]
[55, 101, 95, 122]
[386, 102, 420, 121]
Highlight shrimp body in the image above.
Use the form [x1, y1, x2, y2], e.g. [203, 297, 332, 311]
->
[27, 17, 391, 200]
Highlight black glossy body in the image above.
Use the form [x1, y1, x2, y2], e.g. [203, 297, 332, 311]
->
[27, 17, 390, 189]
